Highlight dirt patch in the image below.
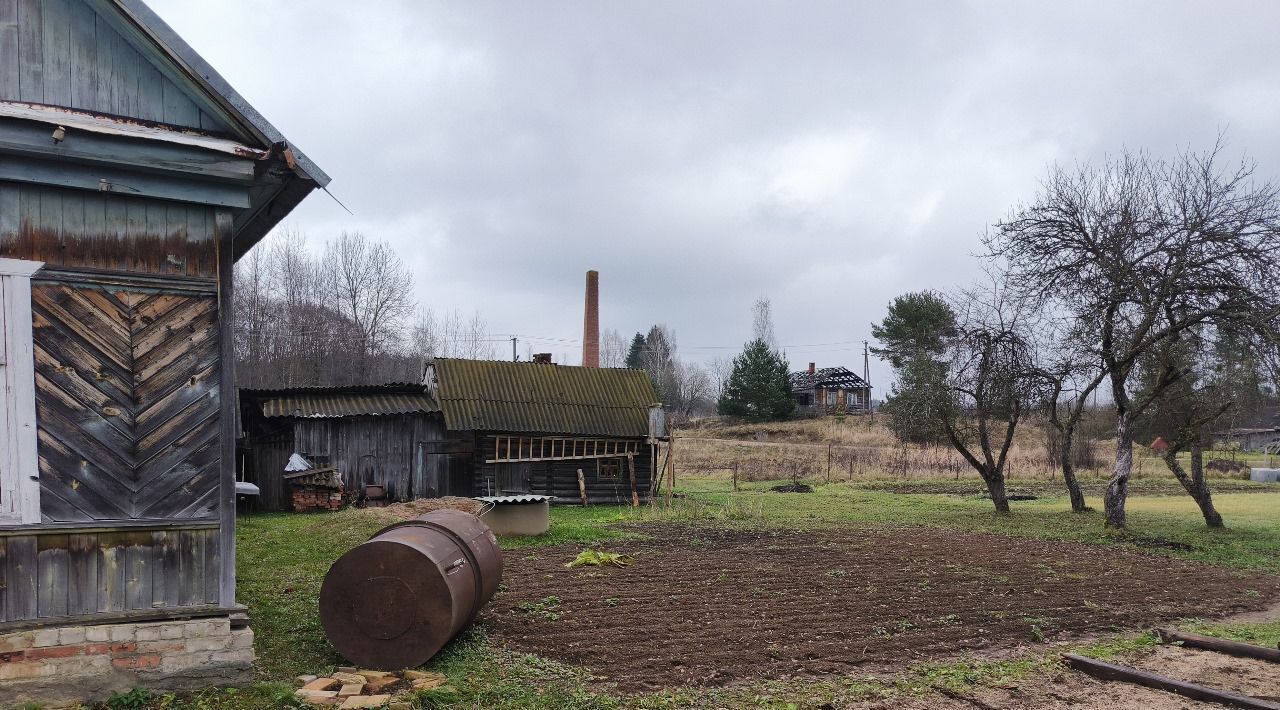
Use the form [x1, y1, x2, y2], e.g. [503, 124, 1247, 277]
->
[483, 525, 1280, 693]
[357, 496, 485, 523]
[770, 483, 814, 493]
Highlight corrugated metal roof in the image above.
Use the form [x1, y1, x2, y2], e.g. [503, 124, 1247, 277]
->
[429, 359, 658, 437]
[243, 383, 440, 419]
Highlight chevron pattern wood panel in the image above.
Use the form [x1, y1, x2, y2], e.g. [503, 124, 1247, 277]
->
[31, 282, 221, 522]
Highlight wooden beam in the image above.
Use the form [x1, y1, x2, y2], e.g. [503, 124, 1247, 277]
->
[1062, 654, 1280, 710]
[0, 154, 250, 207]
[0, 119, 256, 182]
[215, 209, 237, 607]
[1155, 629, 1280, 663]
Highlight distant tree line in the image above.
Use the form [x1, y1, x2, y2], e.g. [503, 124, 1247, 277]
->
[233, 229, 497, 389]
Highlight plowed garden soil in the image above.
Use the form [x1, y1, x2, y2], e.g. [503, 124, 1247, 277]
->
[482, 525, 1280, 692]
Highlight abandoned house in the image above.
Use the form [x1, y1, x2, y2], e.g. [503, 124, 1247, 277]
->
[237, 383, 459, 511]
[790, 363, 873, 415]
[0, 0, 326, 704]
[427, 357, 666, 504]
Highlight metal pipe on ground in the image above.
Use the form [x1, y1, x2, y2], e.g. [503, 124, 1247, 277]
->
[319, 509, 503, 669]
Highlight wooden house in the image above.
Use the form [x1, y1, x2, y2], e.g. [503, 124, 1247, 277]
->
[426, 358, 665, 505]
[790, 363, 872, 415]
[0, 0, 326, 704]
[238, 384, 464, 511]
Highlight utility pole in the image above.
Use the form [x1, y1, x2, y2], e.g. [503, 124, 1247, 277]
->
[511, 336, 518, 362]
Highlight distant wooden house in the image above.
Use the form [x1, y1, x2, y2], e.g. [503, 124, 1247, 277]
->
[238, 383, 465, 511]
[426, 358, 666, 504]
[790, 363, 872, 415]
[0, 0, 326, 704]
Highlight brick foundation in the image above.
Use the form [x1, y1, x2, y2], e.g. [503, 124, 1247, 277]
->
[0, 616, 254, 707]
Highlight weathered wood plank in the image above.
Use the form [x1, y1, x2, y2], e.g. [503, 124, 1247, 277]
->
[39, 0, 71, 107]
[0, 121, 257, 183]
[0, 157, 252, 210]
[96, 534, 124, 612]
[0, 182, 19, 242]
[15, 0, 42, 103]
[123, 532, 150, 609]
[3, 535, 36, 620]
[67, 532, 97, 615]
[92, 11, 113, 111]
[160, 528, 180, 607]
[110, 24, 136, 116]
[135, 50, 163, 122]
[1155, 628, 1280, 663]
[0, 537, 7, 620]
[178, 528, 198, 606]
[67, 0, 96, 109]
[1062, 654, 1280, 710]
[216, 209, 235, 604]
[161, 77, 199, 127]
[36, 534, 69, 618]
[0, 0, 18, 99]
[202, 527, 219, 604]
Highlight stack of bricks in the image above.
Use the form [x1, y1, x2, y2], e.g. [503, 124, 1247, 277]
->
[0, 617, 254, 706]
[292, 484, 343, 511]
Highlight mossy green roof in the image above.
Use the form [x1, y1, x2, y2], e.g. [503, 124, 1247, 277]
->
[430, 359, 658, 437]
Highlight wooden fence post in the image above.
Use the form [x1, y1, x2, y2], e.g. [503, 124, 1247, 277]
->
[626, 453, 639, 508]
[732, 462, 739, 492]
[576, 469, 588, 507]
[827, 443, 832, 483]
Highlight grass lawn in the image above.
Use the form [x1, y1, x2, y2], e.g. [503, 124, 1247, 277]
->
[167, 479, 1280, 709]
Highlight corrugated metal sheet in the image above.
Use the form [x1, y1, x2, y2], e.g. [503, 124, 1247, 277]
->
[475, 494, 555, 504]
[246, 383, 440, 419]
[431, 359, 658, 437]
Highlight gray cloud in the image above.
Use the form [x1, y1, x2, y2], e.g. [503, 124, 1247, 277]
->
[152, 0, 1280, 386]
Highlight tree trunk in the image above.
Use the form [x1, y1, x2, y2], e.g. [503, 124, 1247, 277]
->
[984, 468, 1011, 513]
[1164, 444, 1224, 528]
[1060, 427, 1088, 512]
[1104, 411, 1133, 528]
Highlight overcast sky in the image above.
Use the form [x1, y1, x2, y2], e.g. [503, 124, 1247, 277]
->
[151, 0, 1280, 389]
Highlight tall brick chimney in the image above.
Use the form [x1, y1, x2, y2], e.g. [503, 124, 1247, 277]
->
[582, 270, 599, 368]
[808, 362, 816, 374]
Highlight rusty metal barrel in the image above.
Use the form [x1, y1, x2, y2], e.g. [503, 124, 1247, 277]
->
[319, 509, 503, 669]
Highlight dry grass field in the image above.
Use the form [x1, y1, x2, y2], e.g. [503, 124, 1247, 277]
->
[672, 417, 1259, 486]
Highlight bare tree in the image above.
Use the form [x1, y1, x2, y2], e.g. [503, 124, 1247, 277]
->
[600, 328, 627, 367]
[1032, 317, 1105, 512]
[321, 232, 415, 376]
[752, 297, 778, 350]
[708, 355, 734, 400]
[409, 307, 499, 361]
[988, 140, 1280, 527]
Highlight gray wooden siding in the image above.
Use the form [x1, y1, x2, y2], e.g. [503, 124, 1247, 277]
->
[294, 414, 445, 502]
[0, 182, 217, 278]
[0, 0, 225, 131]
[0, 525, 220, 623]
[31, 276, 221, 522]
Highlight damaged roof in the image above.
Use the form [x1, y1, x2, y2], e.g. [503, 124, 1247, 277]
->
[427, 359, 659, 437]
[789, 367, 872, 391]
[242, 383, 439, 419]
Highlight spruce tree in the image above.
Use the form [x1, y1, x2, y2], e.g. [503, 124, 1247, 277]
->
[718, 338, 795, 421]
[624, 333, 646, 369]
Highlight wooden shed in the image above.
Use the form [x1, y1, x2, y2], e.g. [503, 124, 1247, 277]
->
[0, 0, 326, 704]
[238, 384, 465, 511]
[426, 358, 666, 505]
